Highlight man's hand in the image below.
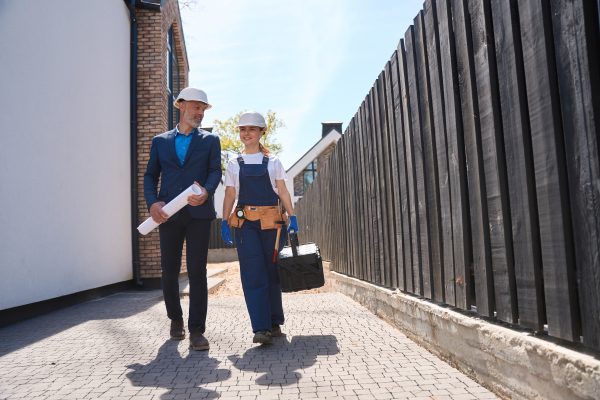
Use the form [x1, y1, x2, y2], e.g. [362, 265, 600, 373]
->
[188, 182, 208, 206]
[149, 201, 169, 224]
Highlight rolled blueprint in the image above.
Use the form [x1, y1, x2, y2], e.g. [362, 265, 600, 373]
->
[137, 184, 205, 235]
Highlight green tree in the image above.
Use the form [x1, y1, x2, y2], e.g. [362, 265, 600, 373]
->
[212, 110, 284, 172]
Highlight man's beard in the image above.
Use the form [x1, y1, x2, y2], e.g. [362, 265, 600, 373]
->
[188, 116, 202, 128]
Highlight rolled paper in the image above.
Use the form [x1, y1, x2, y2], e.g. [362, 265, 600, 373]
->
[137, 184, 205, 235]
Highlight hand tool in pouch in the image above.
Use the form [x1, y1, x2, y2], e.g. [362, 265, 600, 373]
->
[272, 225, 282, 263]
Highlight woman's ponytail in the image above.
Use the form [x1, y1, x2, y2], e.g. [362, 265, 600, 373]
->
[259, 142, 271, 156]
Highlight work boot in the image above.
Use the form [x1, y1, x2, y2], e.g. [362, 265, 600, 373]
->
[189, 331, 210, 351]
[253, 330, 273, 345]
[170, 319, 185, 340]
[271, 325, 283, 337]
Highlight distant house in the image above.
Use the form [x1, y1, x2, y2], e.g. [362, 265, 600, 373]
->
[285, 122, 343, 204]
[0, 0, 188, 324]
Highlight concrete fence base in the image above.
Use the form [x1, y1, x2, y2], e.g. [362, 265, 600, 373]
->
[207, 248, 238, 263]
[331, 271, 600, 400]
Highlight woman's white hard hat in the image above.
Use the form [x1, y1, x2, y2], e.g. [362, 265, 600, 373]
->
[174, 87, 211, 109]
[237, 111, 266, 128]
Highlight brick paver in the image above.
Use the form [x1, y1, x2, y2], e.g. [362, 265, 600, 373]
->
[0, 286, 499, 399]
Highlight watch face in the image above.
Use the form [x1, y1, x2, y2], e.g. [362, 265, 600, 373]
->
[236, 209, 245, 218]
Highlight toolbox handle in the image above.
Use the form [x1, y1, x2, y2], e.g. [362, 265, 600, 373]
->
[289, 232, 299, 257]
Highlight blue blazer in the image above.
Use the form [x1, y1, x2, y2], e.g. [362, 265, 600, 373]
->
[143, 128, 222, 219]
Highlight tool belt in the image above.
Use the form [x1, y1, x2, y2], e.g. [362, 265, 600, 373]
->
[228, 205, 287, 230]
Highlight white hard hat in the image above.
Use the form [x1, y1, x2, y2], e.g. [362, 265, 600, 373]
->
[237, 111, 266, 128]
[174, 87, 211, 109]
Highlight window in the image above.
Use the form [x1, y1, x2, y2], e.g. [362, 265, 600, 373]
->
[303, 160, 318, 192]
[167, 27, 180, 130]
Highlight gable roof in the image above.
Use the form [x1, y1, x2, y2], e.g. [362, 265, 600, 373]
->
[286, 129, 342, 178]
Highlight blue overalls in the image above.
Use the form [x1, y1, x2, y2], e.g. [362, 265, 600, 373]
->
[234, 155, 285, 333]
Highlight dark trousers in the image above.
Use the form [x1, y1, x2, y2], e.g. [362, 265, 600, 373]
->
[158, 209, 211, 333]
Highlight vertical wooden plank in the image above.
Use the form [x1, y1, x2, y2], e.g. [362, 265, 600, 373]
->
[415, 9, 443, 301]
[356, 107, 369, 281]
[398, 39, 418, 295]
[325, 159, 333, 262]
[342, 137, 351, 276]
[386, 57, 406, 291]
[469, 0, 517, 323]
[518, 0, 580, 341]
[335, 144, 344, 272]
[551, 0, 600, 350]
[379, 69, 400, 288]
[338, 144, 346, 274]
[321, 161, 329, 261]
[338, 136, 348, 275]
[437, 0, 472, 309]
[360, 101, 373, 282]
[362, 99, 377, 283]
[452, 0, 494, 317]
[352, 119, 363, 280]
[425, 0, 453, 304]
[372, 78, 390, 287]
[364, 92, 377, 284]
[391, 48, 412, 292]
[351, 120, 362, 280]
[345, 119, 356, 278]
[404, 26, 425, 296]
[328, 146, 337, 267]
[491, 0, 545, 330]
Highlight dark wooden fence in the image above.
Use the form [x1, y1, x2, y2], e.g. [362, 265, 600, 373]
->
[295, 0, 600, 352]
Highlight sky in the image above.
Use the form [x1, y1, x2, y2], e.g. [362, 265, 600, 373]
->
[180, 0, 425, 169]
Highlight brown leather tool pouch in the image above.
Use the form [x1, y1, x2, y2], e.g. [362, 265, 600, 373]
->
[230, 205, 287, 230]
[258, 206, 283, 230]
[261, 206, 288, 230]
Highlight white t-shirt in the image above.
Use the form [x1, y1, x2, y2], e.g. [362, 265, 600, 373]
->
[224, 153, 287, 196]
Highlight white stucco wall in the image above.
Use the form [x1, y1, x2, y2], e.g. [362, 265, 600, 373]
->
[0, 1, 132, 310]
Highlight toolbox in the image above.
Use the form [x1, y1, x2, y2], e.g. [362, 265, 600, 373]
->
[277, 233, 325, 293]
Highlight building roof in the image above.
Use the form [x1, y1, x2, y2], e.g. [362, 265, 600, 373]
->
[286, 129, 342, 179]
[136, 0, 161, 10]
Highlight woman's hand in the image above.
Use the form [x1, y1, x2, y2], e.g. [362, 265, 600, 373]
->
[221, 220, 233, 246]
[288, 215, 298, 234]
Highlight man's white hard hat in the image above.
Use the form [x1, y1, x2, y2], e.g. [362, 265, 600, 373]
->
[174, 87, 211, 109]
[237, 111, 266, 128]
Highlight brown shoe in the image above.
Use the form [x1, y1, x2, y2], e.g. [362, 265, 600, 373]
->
[189, 331, 209, 351]
[170, 319, 185, 340]
[253, 330, 273, 344]
[271, 325, 283, 337]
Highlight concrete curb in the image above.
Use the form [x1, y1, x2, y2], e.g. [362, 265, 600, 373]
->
[331, 271, 600, 400]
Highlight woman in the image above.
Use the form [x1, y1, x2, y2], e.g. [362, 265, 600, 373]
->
[221, 111, 298, 345]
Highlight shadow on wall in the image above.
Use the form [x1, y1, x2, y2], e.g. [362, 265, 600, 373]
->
[228, 334, 340, 385]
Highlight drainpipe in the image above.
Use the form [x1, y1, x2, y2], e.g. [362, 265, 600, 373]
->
[128, 0, 143, 287]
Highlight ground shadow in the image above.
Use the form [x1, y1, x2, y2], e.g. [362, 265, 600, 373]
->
[127, 340, 231, 399]
[228, 334, 339, 385]
[0, 290, 162, 357]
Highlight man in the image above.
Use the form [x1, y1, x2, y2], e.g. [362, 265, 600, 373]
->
[143, 87, 221, 351]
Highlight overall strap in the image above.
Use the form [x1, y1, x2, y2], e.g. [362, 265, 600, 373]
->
[262, 156, 269, 166]
[237, 155, 245, 165]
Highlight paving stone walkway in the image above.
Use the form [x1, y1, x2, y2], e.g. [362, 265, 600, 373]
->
[0, 273, 499, 399]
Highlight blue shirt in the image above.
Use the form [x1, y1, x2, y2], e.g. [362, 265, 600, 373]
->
[174, 125, 194, 165]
